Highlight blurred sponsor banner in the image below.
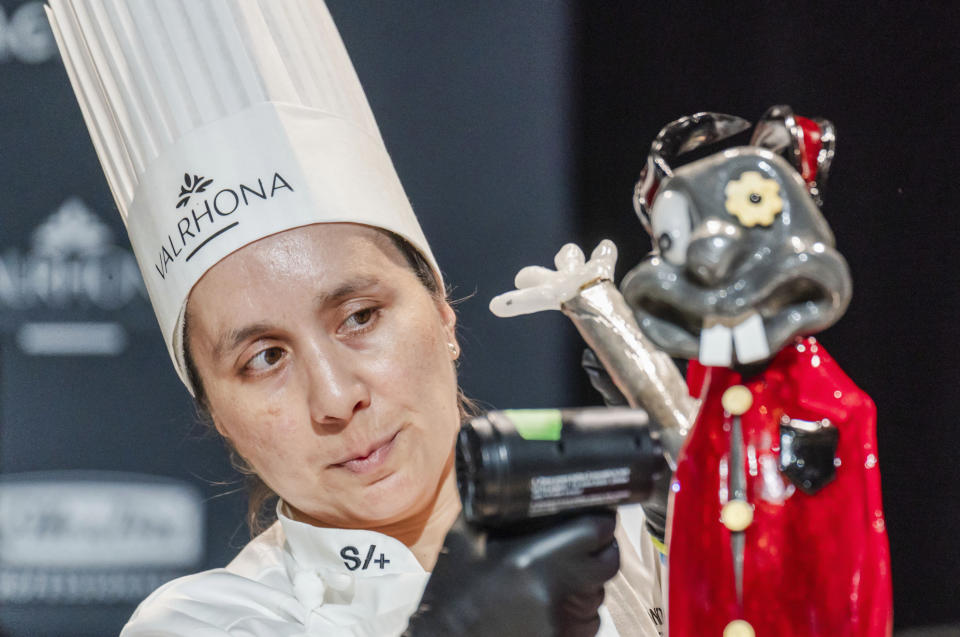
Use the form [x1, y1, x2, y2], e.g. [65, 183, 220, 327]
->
[0, 2, 240, 635]
[0, 2, 56, 65]
[0, 472, 203, 604]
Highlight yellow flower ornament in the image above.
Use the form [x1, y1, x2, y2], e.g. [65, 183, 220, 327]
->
[724, 171, 783, 227]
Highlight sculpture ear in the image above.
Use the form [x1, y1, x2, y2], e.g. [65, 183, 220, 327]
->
[751, 105, 835, 208]
[633, 112, 751, 234]
[634, 106, 836, 232]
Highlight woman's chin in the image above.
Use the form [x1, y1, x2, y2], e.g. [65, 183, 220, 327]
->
[335, 470, 434, 527]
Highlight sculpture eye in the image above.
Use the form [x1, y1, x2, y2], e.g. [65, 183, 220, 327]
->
[650, 190, 692, 265]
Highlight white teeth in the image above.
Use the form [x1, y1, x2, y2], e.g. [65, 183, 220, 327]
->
[698, 312, 770, 367]
[732, 312, 770, 363]
[699, 323, 733, 366]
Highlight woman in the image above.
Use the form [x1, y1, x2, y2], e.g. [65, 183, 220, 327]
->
[137, 221, 630, 636]
[47, 1, 663, 634]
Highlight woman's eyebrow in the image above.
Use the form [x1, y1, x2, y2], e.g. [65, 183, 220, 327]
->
[214, 322, 275, 361]
[313, 275, 380, 308]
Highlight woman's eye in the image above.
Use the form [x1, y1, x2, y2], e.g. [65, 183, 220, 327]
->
[341, 306, 380, 333]
[246, 347, 285, 372]
[650, 189, 692, 265]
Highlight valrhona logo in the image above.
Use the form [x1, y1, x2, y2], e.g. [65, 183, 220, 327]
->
[154, 171, 294, 280]
[0, 198, 145, 311]
[176, 173, 213, 209]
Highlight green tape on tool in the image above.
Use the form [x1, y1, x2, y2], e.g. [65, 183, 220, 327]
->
[504, 409, 563, 441]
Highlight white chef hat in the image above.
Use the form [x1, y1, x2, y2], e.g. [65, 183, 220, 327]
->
[45, 0, 440, 394]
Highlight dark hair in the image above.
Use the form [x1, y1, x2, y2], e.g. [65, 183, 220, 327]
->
[183, 229, 475, 536]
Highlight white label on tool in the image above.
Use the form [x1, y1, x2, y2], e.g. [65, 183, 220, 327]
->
[530, 467, 631, 501]
[529, 489, 633, 516]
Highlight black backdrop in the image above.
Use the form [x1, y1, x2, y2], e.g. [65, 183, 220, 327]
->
[572, 2, 960, 629]
[0, 1, 957, 635]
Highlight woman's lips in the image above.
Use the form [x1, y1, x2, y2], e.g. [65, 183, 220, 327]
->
[334, 430, 400, 474]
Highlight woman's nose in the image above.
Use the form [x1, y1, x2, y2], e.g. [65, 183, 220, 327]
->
[305, 348, 371, 429]
[685, 221, 744, 287]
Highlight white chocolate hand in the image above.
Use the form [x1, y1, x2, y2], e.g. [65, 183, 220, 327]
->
[490, 240, 618, 317]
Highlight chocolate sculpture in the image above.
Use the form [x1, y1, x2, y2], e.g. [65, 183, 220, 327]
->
[492, 106, 893, 636]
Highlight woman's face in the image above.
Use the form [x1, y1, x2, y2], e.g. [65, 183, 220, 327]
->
[186, 223, 460, 529]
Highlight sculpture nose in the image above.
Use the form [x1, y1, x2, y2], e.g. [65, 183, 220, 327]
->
[685, 221, 743, 287]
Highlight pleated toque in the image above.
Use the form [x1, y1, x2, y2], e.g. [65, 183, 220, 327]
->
[46, 0, 439, 392]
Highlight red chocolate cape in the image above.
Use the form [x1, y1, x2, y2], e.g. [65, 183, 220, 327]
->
[667, 337, 893, 636]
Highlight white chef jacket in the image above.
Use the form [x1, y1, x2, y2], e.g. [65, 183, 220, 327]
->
[121, 503, 664, 636]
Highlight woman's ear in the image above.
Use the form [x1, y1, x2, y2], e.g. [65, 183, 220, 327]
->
[437, 300, 459, 357]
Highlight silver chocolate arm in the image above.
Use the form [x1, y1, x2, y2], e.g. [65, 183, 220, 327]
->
[490, 240, 698, 467]
[563, 281, 695, 466]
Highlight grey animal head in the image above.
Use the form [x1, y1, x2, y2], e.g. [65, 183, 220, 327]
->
[621, 147, 851, 366]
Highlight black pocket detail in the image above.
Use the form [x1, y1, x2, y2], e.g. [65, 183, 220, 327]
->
[779, 417, 839, 495]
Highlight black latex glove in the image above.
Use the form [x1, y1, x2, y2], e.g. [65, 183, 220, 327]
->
[581, 348, 671, 546]
[405, 510, 620, 637]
